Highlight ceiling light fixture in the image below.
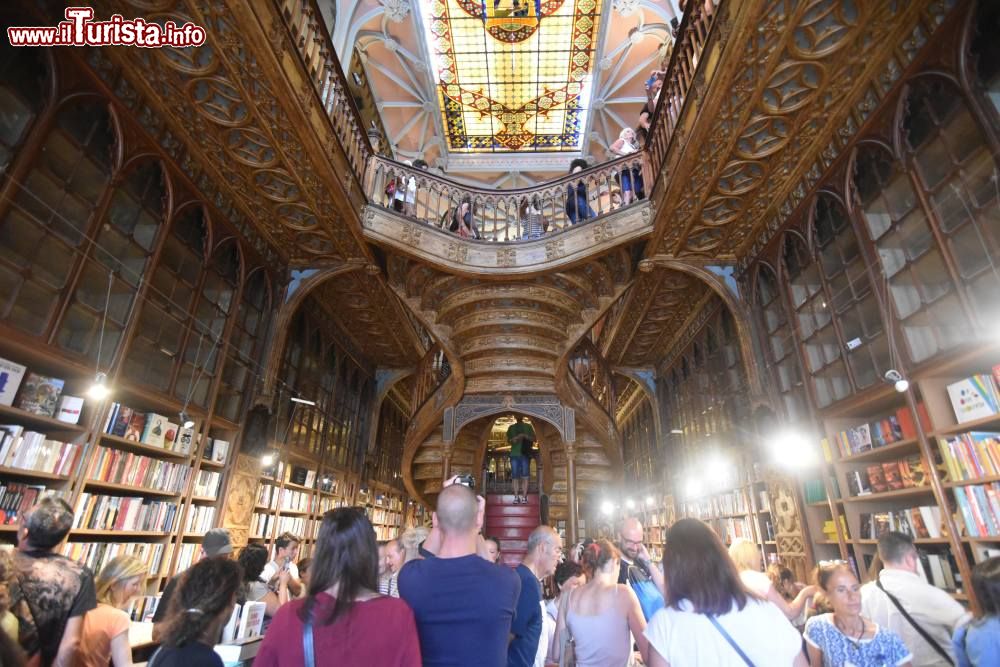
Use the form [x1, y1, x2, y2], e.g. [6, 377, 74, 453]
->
[290, 396, 317, 406]
[179, 410, 195, 430]
[86, 372, 110, 401]
[86, 271, 116, 402]
[885, 369, 909, 393]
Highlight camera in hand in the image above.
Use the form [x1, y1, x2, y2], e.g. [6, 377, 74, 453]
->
[454, 474, 475, 488]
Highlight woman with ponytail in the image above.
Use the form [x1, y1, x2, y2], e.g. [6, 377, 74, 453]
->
[553, 539, 648, 666]
[151, 557, 241, 667]
[255, 507, 420, 666]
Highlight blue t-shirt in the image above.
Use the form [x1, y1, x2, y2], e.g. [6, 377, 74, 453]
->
[399, 554, 521, 667]
[953, 616, 1000, 667]
[509, 564, 542, 667]
[804, 614, 912, 667]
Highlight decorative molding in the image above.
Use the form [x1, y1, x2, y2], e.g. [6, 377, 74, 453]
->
[444, 394, 575, 441]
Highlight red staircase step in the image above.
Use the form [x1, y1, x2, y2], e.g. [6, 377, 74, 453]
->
[486, 504, 539, 518]
[487, 494, 539, 506]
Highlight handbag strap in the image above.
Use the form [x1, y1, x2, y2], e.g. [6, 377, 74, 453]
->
[705, 615, 755, 667]
[876, 578, 954, 665]
[303, 603, 316, 667]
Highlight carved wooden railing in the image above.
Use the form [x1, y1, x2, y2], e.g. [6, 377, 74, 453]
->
[645, 0, 719, 185]
[364, 153, 650, 242]
[410, 344, 451, 417]
[569, 338, 613, 416]
[276, 0, 372, 185]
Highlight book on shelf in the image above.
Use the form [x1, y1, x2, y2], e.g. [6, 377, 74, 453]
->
[850, 456, 929, 497]
[952, 482, 1000, 538]
[186, 506, 216, 533]
[192, 470, 222, 498]
[123, 411, 146, 442]
[0, 358, 27, 407]
[62, 541, 166, 577]
[0, 482, 47, 525]
[14, 373, 65, 418]
[803, 478, 827, 504]
[917, 550, 962, 591]
[174, 543, 200, 573]
[822, 515, 848, 542]
[86, 449, 190, 493]
[938, 432, 1000, 481]
[55, 395, 83, 425]
[73, 493, 178, 532]
[0, 426, 81, 476]
[858, 506, 943, 540]
[832, 407, 932, 459]
[141, 413, 168, 448]
[162, 420, 179, 451]
[204, 439, 229, 464]
[126, 596, 161, 623]
[947, 374, 1000, 424]
[846, 470, 872, 497]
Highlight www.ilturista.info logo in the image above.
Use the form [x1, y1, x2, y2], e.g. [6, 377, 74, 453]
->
[7, 7, 207, 48]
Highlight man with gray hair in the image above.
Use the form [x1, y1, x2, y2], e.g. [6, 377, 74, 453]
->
[11, 493, 96, 667]
[510, 525, 562, 667]
[861, 531, 971, 666]
[399, 478, 521, 667]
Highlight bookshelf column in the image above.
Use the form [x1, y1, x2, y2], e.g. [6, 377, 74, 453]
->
[565, 441, 578, 544]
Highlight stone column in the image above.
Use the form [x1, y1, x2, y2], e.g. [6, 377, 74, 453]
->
[565, 441, 578, 544]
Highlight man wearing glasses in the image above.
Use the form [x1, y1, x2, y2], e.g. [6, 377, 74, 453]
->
[617, 517, 665, 621]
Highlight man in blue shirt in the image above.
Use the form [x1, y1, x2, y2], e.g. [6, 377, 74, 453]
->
[399, 481, 521, 667]
[510, 525, 563, 667]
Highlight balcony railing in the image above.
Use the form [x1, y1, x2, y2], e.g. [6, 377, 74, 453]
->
[365, 153, 650, 242]
[277, 0, 721, 241]
[411, 345, 451, 417]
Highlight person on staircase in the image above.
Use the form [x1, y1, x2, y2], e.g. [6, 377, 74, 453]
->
[509, 526, 563, 667]
[506, 415, 535, 504]
[617, 517, 666, 622]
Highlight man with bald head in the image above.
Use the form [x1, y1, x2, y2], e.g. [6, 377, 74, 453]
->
[399, 478, 521, 667]
[618, 517, 665, 621]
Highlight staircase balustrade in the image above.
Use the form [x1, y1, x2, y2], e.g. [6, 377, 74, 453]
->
[410, 345, 451, 417]
[275, 0, 725, 243]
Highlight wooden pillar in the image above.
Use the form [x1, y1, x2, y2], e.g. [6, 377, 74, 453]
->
[442, 442, 454, 481]
[565, 441, 578, 544]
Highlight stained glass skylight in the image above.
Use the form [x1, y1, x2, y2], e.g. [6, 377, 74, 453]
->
[419, 0, 603, 153]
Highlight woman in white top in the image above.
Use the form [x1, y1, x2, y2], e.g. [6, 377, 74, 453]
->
[608, 128, 642, 205]
[555, 539, 648, 667]
[545, 561, 586, 662]
[644, 519, 807, 667]
[729, 537, 816, 622]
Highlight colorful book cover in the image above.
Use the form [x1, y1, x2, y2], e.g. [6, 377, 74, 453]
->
[162, 421, 179, 450]
[867, 464, 888, 493]
[142, 413, 167, 448]
[967, 432, 1000, 477]
[14, 373, 65, 417]
[947, 375, 1000, 424]
[910, 508, 930, 538]
[212, 440, 230, 464]
[882, 461, 904, 490]
[900, 454, 927, 487]
[110, 406, 133, 437]
[0, 358, 26, 407]
[55, 395, 83, 425]
[896, 407, 917, 440]
[123, 412, 147, 442]
[174, 426, 194, 455]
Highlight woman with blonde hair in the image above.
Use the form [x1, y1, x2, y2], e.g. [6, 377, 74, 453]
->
[729, 537, 816, 622]
[78, 555, 147, 667]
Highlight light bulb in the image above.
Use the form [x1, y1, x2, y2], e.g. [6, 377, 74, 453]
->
[86, 372, 110, 401]
[261, 453, 274, 466]
[600, 500, 614, 516]
[645, 496, 655, 506]
[179, 411, 195, 429]
[894, 378, 909, 393]
[884, 370, 908, 393]
[685, 477, 703, 498]
[670, 429, 683, 435]
[625, 498, 636, 510]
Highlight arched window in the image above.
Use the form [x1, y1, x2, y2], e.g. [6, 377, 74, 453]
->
[217, 268, 272, 423]
[813, 193, 889, 390]
[755, 263, 807, 420]
[56, 160, 166, 363]
[903, 77, 1000, 330]
[124, 204, 207, 391]
[0, 42, 47, 174]
[853, 145, 967, 363]
[783, 234, 850, 407]
[0, 100, 115, 334]
[174, 240, 240, 408]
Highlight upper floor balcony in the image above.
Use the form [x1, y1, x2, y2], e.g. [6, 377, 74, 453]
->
[274, 0, 723, 264]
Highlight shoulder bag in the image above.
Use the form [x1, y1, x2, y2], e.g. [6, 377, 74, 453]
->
[876, 578, 954, 665]
[704, 615, 755, 667]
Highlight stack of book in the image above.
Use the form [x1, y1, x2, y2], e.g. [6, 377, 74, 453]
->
[858, 506, 944, 540]
[73, 494, 178, 532]
[278, 488, 313, 513]
[831, 408, 919, 458]
[953, 481, 1000, 538]
[86, 449, 191, 493]
[62, 541, 166, 576]
[103, 404, 194, 454]
[287, 465, 317, 488]
[0, 427, 82, 475]
[251, 512, 273, 538]
[846, 455, 928, 497]
[938, 432, 1000, 481]
[185, 505, 216, 533]
[174, 543, 200, 572]
[191, 470, 222, 498]
[256, 483, 277, 509]
[0, 482, 48, 524]
[822, 515, 848, 541]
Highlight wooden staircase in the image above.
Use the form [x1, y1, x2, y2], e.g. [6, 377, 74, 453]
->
[484, 493, 540, 567]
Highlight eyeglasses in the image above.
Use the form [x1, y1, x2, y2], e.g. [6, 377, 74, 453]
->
[622, 538, 643, 547]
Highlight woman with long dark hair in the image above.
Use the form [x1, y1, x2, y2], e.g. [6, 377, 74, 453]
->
[255, 508, 420, 666]
[644, 518, 806, 666]
[151, 558, 242, 667]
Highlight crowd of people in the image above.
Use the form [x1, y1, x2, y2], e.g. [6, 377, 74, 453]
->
[3, 490, 999, 667]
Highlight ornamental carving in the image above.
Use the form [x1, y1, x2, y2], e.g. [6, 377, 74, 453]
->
[496, 248, 517, 267]
[381, 0, 411, 23]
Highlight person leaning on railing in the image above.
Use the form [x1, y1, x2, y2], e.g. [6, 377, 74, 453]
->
[519, 196, 544, 240]
[449, 198, 480, 239]
[565, 158, 595, 225]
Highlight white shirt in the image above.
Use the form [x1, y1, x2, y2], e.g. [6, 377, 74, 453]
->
[260, 559, 298, 585]
[534, 599, 555, 667]
[860, 568, 971, 667]
[644, 598, 801, 666]
[738, 569, 772, 598]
